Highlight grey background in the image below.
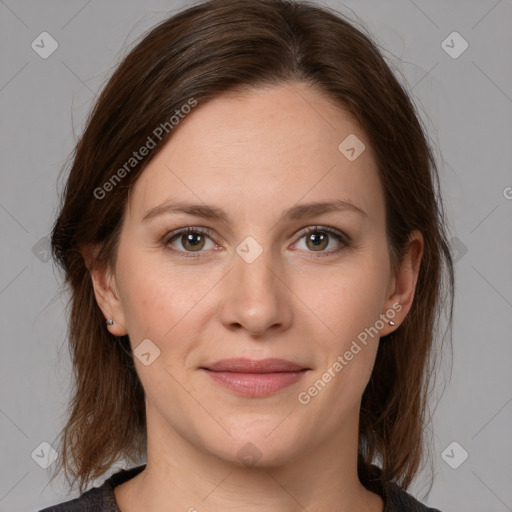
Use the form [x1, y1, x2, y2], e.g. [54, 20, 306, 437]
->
[0, 0, 511, 511]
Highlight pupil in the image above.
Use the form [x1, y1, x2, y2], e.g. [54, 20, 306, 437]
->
[187, 233, 201, 245]
[307, 231, 329, 251]
[311, 233, 324, 245]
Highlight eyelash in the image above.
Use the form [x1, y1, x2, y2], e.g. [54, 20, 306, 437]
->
[163, 225, 350, 259]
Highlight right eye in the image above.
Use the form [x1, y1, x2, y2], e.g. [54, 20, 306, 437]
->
[164, 227, 218, 257]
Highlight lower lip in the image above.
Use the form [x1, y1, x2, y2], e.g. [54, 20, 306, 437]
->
[202, 369, 307, 397]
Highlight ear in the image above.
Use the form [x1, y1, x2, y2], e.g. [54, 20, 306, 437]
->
[381, 230, 424, 336]
[81, 244, 128, 337]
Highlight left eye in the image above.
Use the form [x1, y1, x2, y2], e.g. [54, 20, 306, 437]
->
[292, 226, 347, 254]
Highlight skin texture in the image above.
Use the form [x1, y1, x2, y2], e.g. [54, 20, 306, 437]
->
[87, 82, 423, 512]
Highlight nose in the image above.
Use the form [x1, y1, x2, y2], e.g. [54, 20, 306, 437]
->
[218, 243, 293, 336]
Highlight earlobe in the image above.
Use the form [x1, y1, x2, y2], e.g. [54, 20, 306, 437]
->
[382, 230, 424, 335]
[81, 244, 128, 336]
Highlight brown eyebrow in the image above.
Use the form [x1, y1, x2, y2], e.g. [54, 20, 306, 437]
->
[141, 199, 368, 224]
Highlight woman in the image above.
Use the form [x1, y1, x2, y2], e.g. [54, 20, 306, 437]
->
[40, 0, 454, 510]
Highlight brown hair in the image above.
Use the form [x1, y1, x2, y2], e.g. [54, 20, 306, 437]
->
[49, 0, 454, 496]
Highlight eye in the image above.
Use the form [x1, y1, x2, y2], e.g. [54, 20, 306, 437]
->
[292, 226, 349, 256]
[164, 227, 217, 257]
[163, 225, 349, 258]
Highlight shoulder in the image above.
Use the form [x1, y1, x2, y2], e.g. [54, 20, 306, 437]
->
[384, 480, 443, 512]
[37, 485, 105, 512]
[37, 465, 146, 512]
[361, 464, 443, 512]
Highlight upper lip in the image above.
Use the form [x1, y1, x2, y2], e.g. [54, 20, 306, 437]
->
[201, 358, 308, 373]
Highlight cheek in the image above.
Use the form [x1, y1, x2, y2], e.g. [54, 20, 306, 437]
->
[116, 247, 215, 347]
[296, 336, 380, 435]
[302, 253, 390, 351]
[115, 247, 172, 339]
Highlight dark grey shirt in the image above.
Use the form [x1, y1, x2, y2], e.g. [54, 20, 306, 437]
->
[38, 464, 442, 512]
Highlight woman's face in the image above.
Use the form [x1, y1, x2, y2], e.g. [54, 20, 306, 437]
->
[94, 82, 422, 467]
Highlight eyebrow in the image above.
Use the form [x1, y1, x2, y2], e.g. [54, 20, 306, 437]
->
[141, 199, 367, 224]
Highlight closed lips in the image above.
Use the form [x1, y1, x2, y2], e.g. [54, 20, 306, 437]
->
[202, 358, 308, 373]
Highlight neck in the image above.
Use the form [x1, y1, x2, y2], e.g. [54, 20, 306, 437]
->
[114, 404, 384, 512]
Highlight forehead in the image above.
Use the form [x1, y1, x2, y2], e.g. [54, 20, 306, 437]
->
[128, 83, 384, 225]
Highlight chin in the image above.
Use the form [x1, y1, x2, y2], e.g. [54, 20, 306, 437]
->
[203, 429, 303, 470]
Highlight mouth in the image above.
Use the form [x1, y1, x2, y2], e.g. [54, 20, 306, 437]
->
[200, 358, 309, 397]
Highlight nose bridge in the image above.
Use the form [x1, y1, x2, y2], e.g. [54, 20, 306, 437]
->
[234, 236, 282, 301]
[219, 235, 291, 334]
[238, 240, 278, 287]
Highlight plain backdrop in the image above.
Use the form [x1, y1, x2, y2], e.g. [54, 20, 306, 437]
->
[0, 1, 511, 511]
